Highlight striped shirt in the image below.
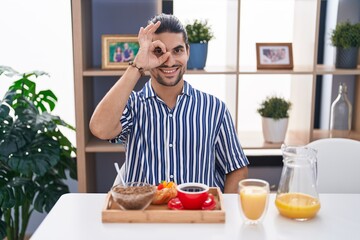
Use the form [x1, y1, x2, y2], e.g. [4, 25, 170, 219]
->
[110, 80, 249, 191]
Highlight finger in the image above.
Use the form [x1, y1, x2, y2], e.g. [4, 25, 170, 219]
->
[137, 27, 145, 40]
[143, 21, 159, 35]
[149, 40, 166, 52]
[138, 26, 144, 35]
[147, 21, 161, 34]
[143, 22, 154, 32]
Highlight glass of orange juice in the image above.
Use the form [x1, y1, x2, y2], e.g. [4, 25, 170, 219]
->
[238, 179, 270, 224]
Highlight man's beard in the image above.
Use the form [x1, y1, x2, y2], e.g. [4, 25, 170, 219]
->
[152, 66, 185, 87]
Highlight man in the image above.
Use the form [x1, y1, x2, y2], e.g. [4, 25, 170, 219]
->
[123, 43, 134, 62]
[89, 14, 249, 193]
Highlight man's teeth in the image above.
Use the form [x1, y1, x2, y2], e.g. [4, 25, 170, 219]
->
[162, 69, 176, 73]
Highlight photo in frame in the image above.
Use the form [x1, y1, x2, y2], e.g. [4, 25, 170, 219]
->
[256, 43, 293, 69]
[102, 35, 139, 69]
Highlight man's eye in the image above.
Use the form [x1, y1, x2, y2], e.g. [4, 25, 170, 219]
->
[154, 48, 163, 56]
[174, 48, 184, 54]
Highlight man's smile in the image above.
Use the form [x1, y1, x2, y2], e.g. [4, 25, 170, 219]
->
[158, 66, 180, 76]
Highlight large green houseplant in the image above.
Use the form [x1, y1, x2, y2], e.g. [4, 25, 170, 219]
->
[185, 19, 214, 70]
[331, 21, 360, 69]
[0, 66, 77, 240]
[257, 96, 292, 143]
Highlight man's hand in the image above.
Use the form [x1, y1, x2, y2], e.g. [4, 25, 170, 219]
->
[134, 21, 171, 70]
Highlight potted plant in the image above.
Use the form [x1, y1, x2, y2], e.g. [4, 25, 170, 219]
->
[0, 66, 77, 240]
[331, 21, 360, 69]
[185, 19, 214, 70]
[257, 96, 292, 143]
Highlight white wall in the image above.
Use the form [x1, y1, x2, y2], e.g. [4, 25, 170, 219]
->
[0, 0, 76, 235]
[0, 0, 75, 145]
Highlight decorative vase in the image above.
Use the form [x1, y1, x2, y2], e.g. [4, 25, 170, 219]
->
[335, 47, 359, 69]
[261, 117, 289, 143]
[187, 43, 208, 70]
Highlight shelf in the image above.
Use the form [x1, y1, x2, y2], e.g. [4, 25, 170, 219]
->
[83, 68, 151, 77]
[315, 65, 360, 75]
[186, 66, 237, 75]
[83, 65, 360, 78]
[312, 129, 360, 141]
[84, 69, 125, 77]
[83, 66, 238, 77]
[84, 130, 360, 154]
[238, 130, 310, 149]
[86, 137, 126, 152]
[239, 65, 314, 74]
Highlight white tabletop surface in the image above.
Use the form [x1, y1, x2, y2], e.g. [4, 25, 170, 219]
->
[31, 193, 360, 240]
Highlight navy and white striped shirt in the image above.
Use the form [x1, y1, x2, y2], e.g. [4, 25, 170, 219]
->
[110, 80, 249, 191]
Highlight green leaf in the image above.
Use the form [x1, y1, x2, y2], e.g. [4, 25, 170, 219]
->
[0, 165, 19, 208]
[9, 78, 37, 101]
[0, 218, 6, 240]
[0, 65, 20, 77]
[24, 71, 49, 79]
[34, 90, 58, 112]
[5, 72, 56, 113]
[0, 104, 10, 118]
[7, 134, 60, 176]
[35, 112, 59, 132]
[4, 92, 38, 115]
[33, 173, 68, 213]
[51, 129, 77, 180]
[52, 117, 76, 131]
[0, 171, 36, 240]
[0, 115, 35, 157]
[0, 100, 38, 157]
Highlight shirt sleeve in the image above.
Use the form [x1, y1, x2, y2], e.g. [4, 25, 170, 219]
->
[215, 108, 249, 174]
[109, 92, 135, 144]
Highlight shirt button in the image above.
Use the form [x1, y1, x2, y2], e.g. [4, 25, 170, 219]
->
[170, 175, 174, 179]
[169, 114, 173, 117]
[169, 144, 173, 147]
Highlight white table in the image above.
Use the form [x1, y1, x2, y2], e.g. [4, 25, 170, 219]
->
[31, 193, 360, 240]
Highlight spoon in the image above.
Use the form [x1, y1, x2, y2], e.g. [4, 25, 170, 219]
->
[114, 162, 126, 185]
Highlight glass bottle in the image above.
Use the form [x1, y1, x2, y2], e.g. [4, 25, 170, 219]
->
[329, 82, 352, 138]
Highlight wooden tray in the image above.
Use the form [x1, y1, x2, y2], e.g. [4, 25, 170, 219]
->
[102, 187, 225, 223]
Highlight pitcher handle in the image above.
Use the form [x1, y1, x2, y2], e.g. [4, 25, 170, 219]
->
[309, 147, 318, 186]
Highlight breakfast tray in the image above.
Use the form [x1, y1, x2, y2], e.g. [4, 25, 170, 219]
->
[102, 187, 225, 223]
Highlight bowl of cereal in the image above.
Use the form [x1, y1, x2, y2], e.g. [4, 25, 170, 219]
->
[111, 182, 156, 210]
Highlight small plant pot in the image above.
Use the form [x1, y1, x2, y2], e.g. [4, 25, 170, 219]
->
[187, 43, 208, 70]
[261, 117, 289, 143]
[335, 47, 359, 69]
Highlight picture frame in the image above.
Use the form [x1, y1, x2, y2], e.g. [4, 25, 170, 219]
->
[102, 35, 139, 69]
[256, 43, 293, 69]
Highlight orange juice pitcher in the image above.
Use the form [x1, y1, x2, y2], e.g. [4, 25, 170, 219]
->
[275, 144, 320, 221]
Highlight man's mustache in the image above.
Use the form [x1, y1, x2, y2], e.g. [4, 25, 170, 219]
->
[158, 64, 181, 68]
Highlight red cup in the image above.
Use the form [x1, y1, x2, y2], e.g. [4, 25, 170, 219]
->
[176, 183, 209, 210]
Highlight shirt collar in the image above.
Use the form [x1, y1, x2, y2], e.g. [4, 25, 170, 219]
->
[142, 79, 193, 99]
